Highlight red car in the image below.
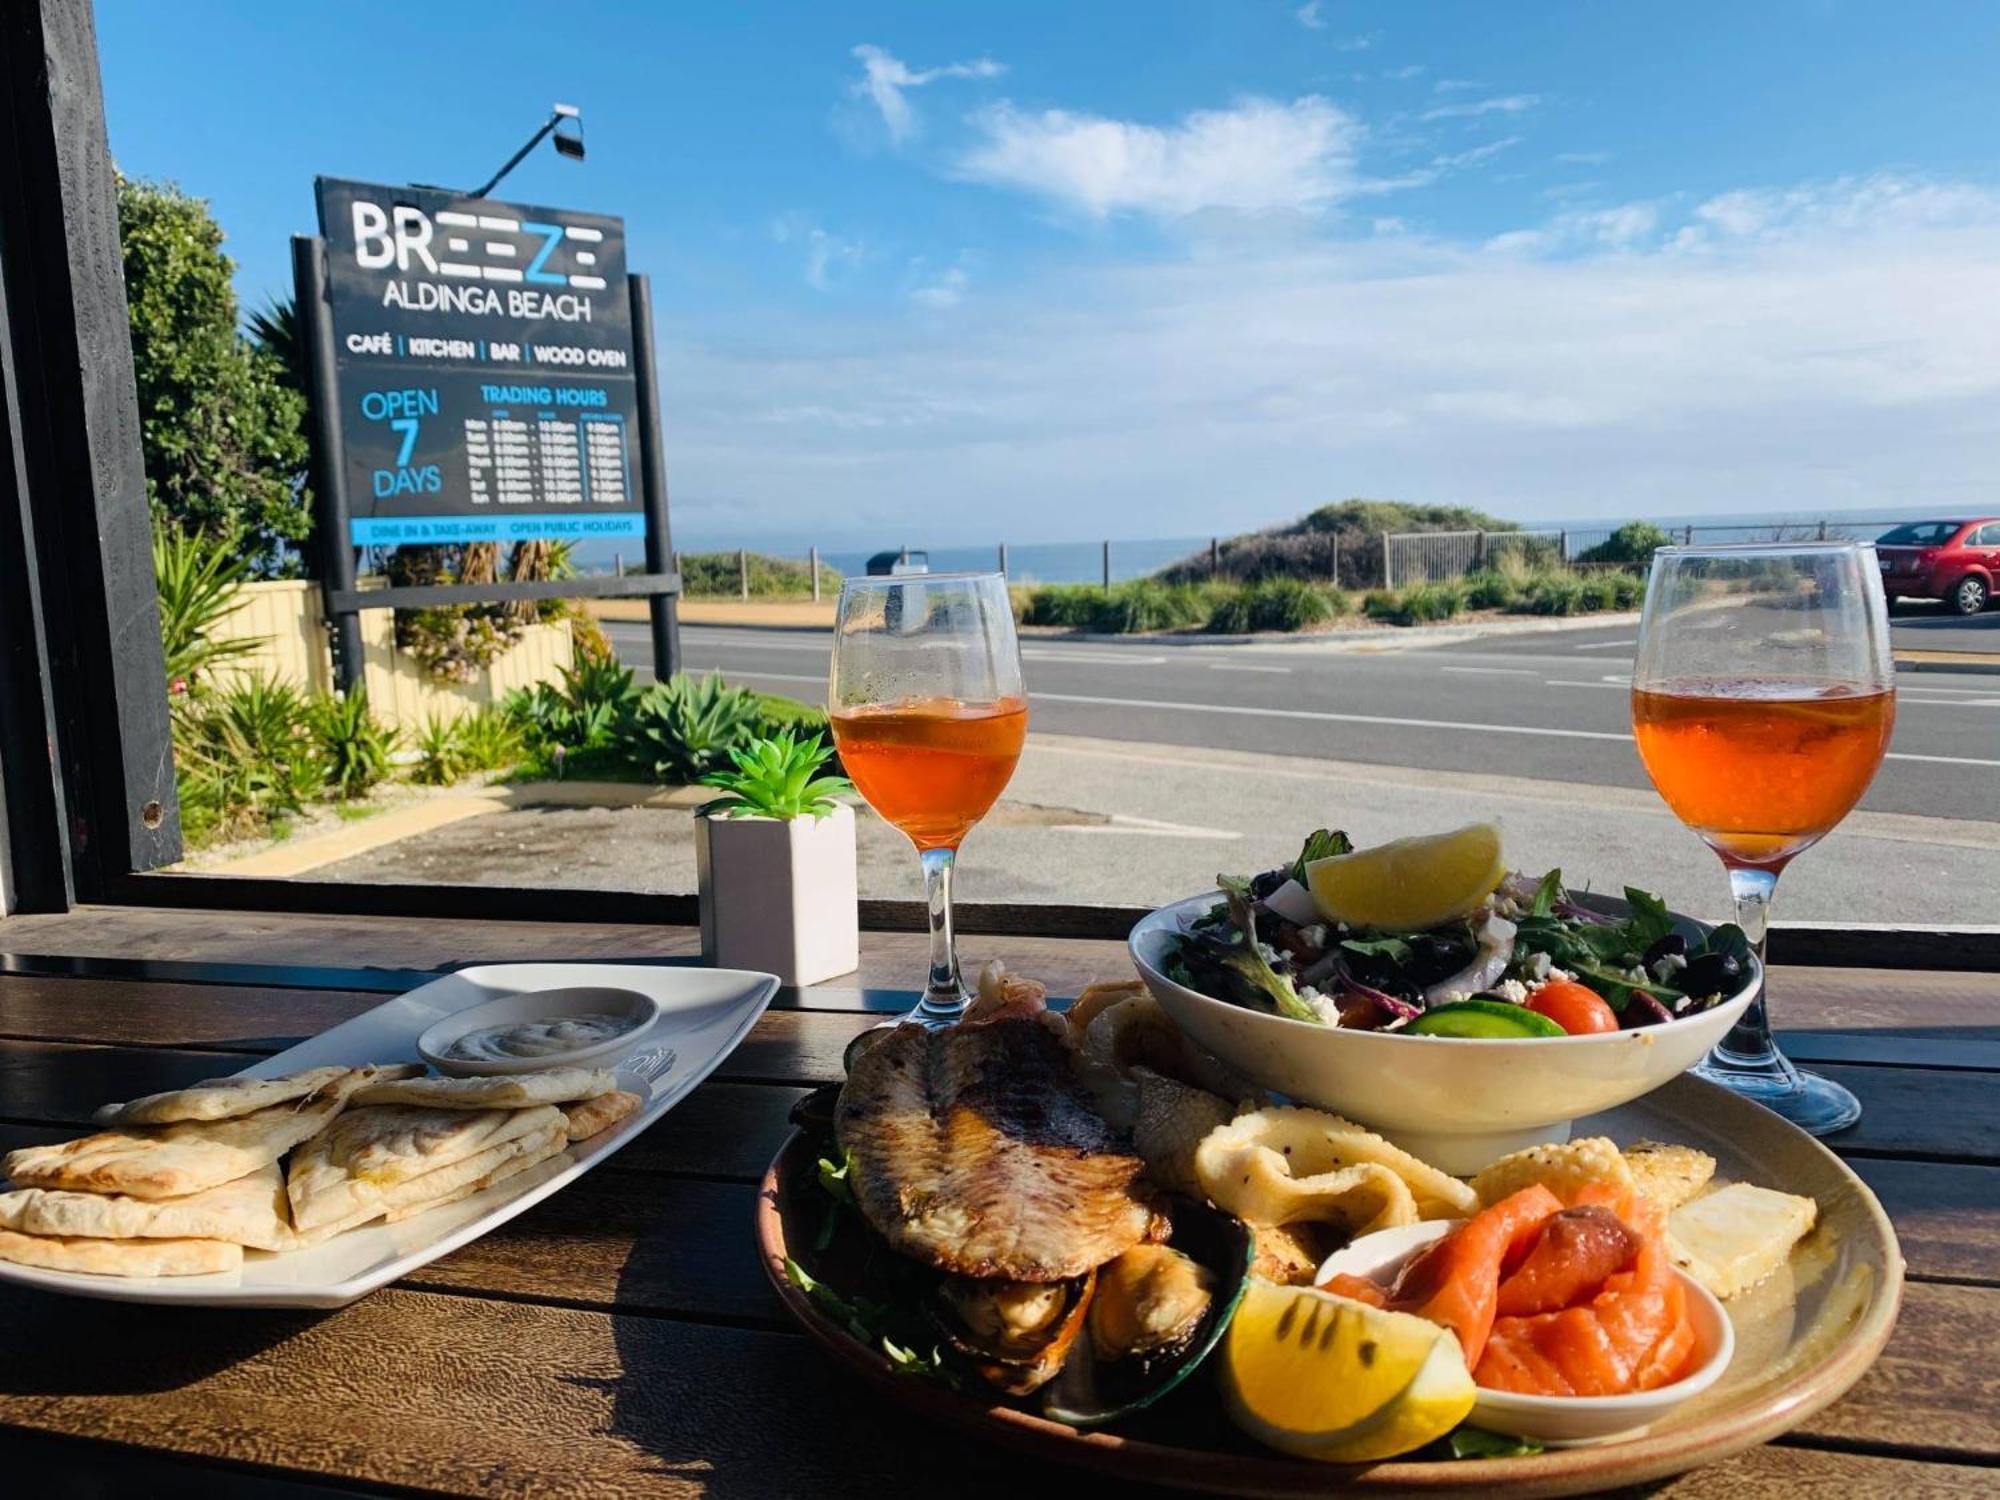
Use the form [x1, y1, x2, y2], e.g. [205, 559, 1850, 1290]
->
[1875, 518, 2000, 615]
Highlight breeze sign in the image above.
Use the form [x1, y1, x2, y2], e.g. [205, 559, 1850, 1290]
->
[314, 177, 645, 546]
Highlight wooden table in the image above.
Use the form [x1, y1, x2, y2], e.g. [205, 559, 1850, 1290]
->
[0, 907, 1995, 1497]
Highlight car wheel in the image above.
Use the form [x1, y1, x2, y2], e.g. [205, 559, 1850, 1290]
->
[1952, 575, 1990, 615]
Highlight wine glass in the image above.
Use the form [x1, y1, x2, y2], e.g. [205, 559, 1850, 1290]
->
[828, 572, 1027, 1026]
[1631, 542, 1895, 1135]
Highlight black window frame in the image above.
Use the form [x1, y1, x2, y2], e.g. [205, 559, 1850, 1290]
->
[0, 0, 1993, 974]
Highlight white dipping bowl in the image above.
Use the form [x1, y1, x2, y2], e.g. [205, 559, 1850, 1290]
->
[1317, 1220, 1733, 1447]
[1129, 890, 1757, 1174]
[417, 985, 662, 1077]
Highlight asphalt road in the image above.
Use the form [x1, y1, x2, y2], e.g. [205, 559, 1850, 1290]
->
[616, 622, 2000, 825]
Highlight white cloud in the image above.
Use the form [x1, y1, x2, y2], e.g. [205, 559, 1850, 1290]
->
[955, 95, 1361, 219]
[850, 43, 1003, 144]
[1382, 64, 1427, 81]
[1433, 136, 1521, 171]
[1556, 150, 1612, 165]
[773, 217, 863, 290]
[663, 176, 2000, 544]
[1432, 78, 1483, 93]
[1294, 1, 1326, 28]
[910, 257, 971, 309]
[1421, 93, 1541, 122]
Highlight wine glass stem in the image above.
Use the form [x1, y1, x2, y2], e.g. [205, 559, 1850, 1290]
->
[1709, 863, 1797, 1079]
[916, 845, 967, 1022]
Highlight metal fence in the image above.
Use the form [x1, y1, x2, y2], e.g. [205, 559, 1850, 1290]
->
[1381, 518, 1914, 590]
[618, 516, 1924, 597]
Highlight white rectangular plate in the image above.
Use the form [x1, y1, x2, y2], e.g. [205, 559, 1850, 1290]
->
[0, 961, 778, 1308]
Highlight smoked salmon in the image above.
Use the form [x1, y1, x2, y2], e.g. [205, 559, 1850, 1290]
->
[1317, 1180, 1698, 1398]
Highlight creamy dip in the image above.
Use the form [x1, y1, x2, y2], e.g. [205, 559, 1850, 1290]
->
[444, 1013, 638, 1062]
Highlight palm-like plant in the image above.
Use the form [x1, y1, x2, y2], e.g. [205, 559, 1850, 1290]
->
[699, 731, 851, 820]
[614, 672, 763, 783]
[153, 521, 258, 691]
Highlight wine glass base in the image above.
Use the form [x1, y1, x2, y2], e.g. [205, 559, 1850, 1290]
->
[1691, 1057, 1862, 1136]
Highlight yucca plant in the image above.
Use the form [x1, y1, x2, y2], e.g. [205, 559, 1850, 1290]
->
[614, 672, 763, 783]
[153, 521, 259, 691]
[699, 730, 852, 820]
[311, 688, 400, 799]
[411, 712, 470, 786]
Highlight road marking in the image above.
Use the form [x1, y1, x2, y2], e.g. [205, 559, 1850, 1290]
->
[1021, 649, 1168, 665]
[1442, 666, 1538, 676]
[1217, 663, 1293, 674]
[1572, 638, 1638, 650]
[681, 673, 2000, 768]
[1544, 680, 1624, 689]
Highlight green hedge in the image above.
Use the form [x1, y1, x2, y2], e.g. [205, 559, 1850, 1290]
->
[678, 551, 841, 599]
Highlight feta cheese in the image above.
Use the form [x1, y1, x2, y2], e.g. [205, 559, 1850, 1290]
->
[1523, 951, 1554, 983]
[1299, 924, 1329, 950]
[1491, 978, 1531, 1004]
[1651, 951, 1690, 984]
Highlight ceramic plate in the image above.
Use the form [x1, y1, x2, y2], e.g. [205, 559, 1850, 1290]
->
[757, 1072, 1902, 1497]
[2, 962, 777, 1309]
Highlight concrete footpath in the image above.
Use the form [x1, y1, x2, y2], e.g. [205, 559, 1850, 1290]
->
[287, 731, 2000, 926]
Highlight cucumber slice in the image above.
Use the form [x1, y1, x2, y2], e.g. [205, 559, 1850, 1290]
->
[1406, 999, 1567, 1039]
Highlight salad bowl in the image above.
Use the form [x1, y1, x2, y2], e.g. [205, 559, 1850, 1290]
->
[1129, 890, 1758, 1173]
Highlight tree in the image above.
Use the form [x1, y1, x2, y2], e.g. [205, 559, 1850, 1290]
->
[119, 175, 311, 575]
[1576, 521, 1673, 569]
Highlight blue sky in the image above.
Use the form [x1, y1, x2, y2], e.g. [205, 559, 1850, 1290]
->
[98, 2, 2000, 549]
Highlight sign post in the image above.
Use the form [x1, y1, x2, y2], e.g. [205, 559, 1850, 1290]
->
[296, 176, 680, 688]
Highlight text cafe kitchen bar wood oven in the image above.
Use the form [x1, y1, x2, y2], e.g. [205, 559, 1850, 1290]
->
[314, 178, 644, 546]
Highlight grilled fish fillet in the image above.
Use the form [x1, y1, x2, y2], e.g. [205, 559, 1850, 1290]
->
[835, 1017, 1157, 1282]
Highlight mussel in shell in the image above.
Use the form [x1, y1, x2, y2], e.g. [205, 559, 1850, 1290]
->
[931, 1270, 1095, 1396]
[1042, 1198, 1254, 1427]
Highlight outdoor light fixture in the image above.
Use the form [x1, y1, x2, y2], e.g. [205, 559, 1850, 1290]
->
[467, 103, 586, 199]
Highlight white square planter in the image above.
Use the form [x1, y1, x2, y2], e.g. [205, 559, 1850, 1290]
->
[695, 801, 860, 987]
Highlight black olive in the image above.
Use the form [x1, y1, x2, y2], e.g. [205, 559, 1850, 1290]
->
[1678, 951, 1742, 998]
[1405, 932, 1475, 986]
[1249, 869, 1287, 900]
[1642, 933, 1688, 968]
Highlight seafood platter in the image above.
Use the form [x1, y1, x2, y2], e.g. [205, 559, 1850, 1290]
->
[758, 827, 1902, 1495]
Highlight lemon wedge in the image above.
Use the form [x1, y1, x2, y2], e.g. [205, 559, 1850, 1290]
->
[1303, 822, 1505, 931]
[1220, 1280, 1476, 1463]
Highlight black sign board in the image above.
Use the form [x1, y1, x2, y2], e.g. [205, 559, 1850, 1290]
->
[313, 177, 645, 547]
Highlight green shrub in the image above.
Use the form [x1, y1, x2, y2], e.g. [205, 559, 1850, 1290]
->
[611, 672, 763, 783]
[1020, 584, 1103, 628]
[152, 522, 257, 691]
[1089, 581, 1209, 634]
[1608, 571, 1645, 609]
[1577, 575, 1623, 612]
[504, 657, 639, 764]
[1463, 570, 1519, 610]
[678, 551, 840, 599]
[1260, 579, 1338, 631]
[311, 688, 399, 799]
[455, 707, 525, 773]
[1575, 521, 1672, 569]
[1393, 580, 1468, 625]
[173, 675, 321, 844]
[412, 713, 470, 787]
[1516, 574, 1588, 616]
[1363, 589, 1402, 621]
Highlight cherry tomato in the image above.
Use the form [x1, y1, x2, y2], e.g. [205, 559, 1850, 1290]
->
[1525, 978, 1620, 1035]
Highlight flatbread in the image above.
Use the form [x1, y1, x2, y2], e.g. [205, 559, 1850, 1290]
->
[286, 1103, 562, 1230]
[383, 1123, 569, 1223]
[349, 1067, 616, 1110]
[0, 1226, 242, 1278]
[560, 1090, 642, 1142]
[0, 1163, 292, 1251]
[3, 1068, 388, 1201]
[93, 1063, 418, 1127]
